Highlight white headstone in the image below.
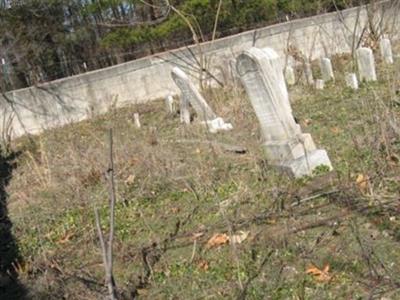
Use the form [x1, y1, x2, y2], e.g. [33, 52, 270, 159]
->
[315, 79, 325, 90]
[320, 58, 334, 81]
[236, 47, 332, 177]
[287, 55, 296, 67]
[171, 67, 232, 133]
[133, 113, 141, 128]
[379, 38, 393, 64]
[180, 96, 190, 124]
[165, 95, 175, 114]
[285, 66, 296, 85]
[304, 62, 314, 86]
[356, 47, 377, 82]
[345, 73, 359, 90]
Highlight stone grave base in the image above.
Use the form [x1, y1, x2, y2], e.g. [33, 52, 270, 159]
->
[263, 140, 332, 177]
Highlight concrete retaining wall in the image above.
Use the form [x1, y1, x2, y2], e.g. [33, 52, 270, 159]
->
[1, 0, 399, 138]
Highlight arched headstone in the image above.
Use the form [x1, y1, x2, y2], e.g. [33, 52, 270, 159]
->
[236, 47, 332, 177]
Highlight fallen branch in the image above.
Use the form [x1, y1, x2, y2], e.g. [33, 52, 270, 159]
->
[174, 139, 247, 154]
[291, 189, 340, 207]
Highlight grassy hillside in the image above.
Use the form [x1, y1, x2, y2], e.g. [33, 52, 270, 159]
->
[2, 45, 400, 299]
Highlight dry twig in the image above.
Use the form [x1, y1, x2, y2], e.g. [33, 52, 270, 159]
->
[94, 128, 118, 300]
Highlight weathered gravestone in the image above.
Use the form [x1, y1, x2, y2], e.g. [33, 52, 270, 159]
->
[356, 47, 377, 82]
[171, 67, 233, 133]
[285, 66, 296, 86]
[315, 79, 325, 90]
[236, 47, 332, 177]
[345, 73, 359, 90]
[285, 56, 297, 86]
[379, 38, 394, 64]
[165, 94, 175, 114]
[287, 55, 296, 68]
[133, 113, 141, 128]
[304, 62, 314, 86]
[320, 58, 335, 81]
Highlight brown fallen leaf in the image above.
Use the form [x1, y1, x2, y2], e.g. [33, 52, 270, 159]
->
[128, 158, 140, 166]
[306, 264, 332, 282]
[303, 119, 312, 127]
[58, 231, 74, 244]
[356, 174, 369, 194]
[330, 127, 341, 134]
[170, 207, 180, 213]
[197, 260, 209, 271]
[206, 233, 229, 249]
[124, 174, 135, 185]
[230, 231, 250, 244]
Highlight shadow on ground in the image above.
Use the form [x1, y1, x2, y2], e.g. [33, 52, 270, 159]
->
[0, 151, 26, 299]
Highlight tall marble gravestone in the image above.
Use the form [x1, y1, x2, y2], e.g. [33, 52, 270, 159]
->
[171, 67, 232, 133]
[379, 38, 394, 64]
[356, 47, 377, 82]
[236, 47, 332, 177]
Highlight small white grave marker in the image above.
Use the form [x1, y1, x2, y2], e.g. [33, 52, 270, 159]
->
[285, 66, 296, 85]
[180, 96, 191, 124]
[287, 55, 296, 67]
[133, 113, 141, 128]
[320, 58, 334, 81]
[345, 73, 359, 90]
[304, 62, 314, 86]
[379, 38, 393, 64]
[165, 95, 175, 114]
[356, 47, 377, 82]
[315, 79, 325, 90]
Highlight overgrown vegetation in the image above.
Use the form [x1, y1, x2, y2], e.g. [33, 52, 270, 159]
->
[1, 42, 399, 299]
[101, 0, 359, 48]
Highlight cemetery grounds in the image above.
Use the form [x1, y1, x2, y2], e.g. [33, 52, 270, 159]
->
[3, 45, 400, 299]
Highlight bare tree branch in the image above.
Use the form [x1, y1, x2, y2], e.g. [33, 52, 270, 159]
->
[212, 0, 223, 41]
[94, 128, 118, 300]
